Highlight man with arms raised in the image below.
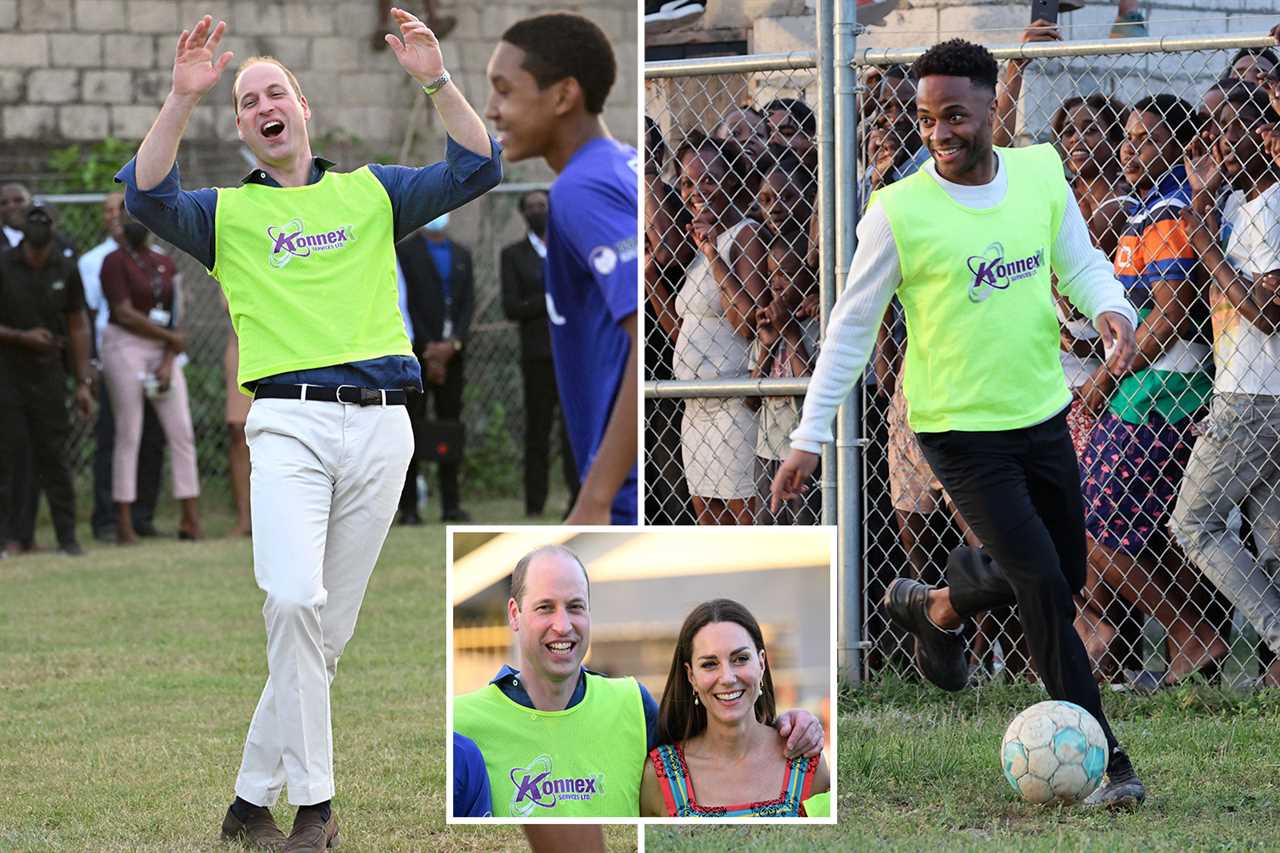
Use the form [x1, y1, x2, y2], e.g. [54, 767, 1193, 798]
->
[117, 10, 499, 850]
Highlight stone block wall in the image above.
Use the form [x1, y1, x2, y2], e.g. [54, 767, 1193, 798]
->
[1, 0, 638, 188]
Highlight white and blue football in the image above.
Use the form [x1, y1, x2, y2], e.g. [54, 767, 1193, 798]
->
[1001, 700, 1108, 804]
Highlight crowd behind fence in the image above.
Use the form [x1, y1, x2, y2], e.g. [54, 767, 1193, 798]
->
[12, 184, 569, 522]
[644, 29, 1280, 690]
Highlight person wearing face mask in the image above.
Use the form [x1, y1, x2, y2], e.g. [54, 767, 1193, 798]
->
[771, 40, 1147, 808]
[99, 215, 202, 544]
[642, 598, 830, 817]
[397, 211, 474, 523]
[453, 546, 826, 818]
[500, 190, 579, 519]
[0, 204, 93, 557]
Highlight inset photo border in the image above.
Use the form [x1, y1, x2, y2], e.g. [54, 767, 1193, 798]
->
[445, 525, 837, 826]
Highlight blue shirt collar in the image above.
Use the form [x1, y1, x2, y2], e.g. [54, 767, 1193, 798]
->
[489, 664, 595, 710]
[1137, 164, 1190, 209]
[239, 156, 337, 187]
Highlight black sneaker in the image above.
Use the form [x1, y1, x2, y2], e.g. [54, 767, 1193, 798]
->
[645, 0, 706, 35]
[57, 542, 85, 557]
[882, 577, 968, 692]
[1085, 751, 1146, 809]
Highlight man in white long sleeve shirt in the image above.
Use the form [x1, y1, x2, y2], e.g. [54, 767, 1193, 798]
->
[771, 40, 1147, 808]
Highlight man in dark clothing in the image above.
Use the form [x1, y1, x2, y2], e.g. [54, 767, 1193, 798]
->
[0, 205, 94, 556]
[500, 190, 578, 517]
[397, 214, 474, 523]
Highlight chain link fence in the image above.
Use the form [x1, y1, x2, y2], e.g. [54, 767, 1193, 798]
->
[645, 31, 1280, 690]
[23, 183, 566, 519]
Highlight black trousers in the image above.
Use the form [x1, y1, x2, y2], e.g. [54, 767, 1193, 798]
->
[917, 410, 1120, 755]
[401, 353, 465, 517]
[91, 376, 164, 534]
[521, 359, 577, 515]
[0, 366, 78, 547]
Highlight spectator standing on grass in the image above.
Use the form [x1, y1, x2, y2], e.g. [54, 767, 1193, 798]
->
[223, 318, 252, 537]
[771, 40, 1149, 807]
[1075, 95, 1231, 688]
[0, 204, 93, 558]
[764, 98, 817, 180]
[672, 136, 767, 525]
[1172, 83, 1280, 688]
[117, 11, 499, 849]
[500, 189, 579, 518]
[79, 192, 167, 542]
[397, 213, 473, 524]
[99, 216, 202, 544]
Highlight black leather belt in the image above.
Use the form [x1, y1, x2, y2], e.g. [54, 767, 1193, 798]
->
[253, 384, 408, 406]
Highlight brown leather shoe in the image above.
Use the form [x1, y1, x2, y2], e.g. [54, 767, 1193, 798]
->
[220, 804, 286, 850]
[284, 810, 339, 852]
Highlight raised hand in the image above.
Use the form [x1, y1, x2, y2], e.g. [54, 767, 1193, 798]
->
[172, 16, 233, 99]
[1183, 134, 1222, 199]
[385, 7, 445, 85]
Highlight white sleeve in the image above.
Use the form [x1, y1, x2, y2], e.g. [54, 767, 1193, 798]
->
[78, 253, 103, 313]
[789, 203, 901, 454]
[1052, 188, 1138, 328]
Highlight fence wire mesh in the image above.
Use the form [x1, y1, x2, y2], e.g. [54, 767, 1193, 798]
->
[645, 32, 1280, 690]
[12, 185, 568, 532]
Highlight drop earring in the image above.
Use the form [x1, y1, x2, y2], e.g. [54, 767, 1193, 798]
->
[693, 694, 699, 706]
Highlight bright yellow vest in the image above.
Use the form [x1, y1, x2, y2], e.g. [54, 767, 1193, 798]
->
[874, 144, 1071, 432]
[212, 167, 413, 390]
[453, 674, 647, 817]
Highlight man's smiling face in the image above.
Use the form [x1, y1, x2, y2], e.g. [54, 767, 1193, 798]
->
[507, 550, 591, 686]
[234, 62, 311, 167]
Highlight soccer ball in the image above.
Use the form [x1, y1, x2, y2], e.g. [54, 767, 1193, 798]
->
[1001, 700, 1108, 804]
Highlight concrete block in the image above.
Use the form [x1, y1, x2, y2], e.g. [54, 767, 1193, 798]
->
[178, 1, 233, 27]
[752, 15, 817, 53]
[83, 70, 133, 104]
[938, 3, 1028, 44]
[283, 2, 332, 35]
[312, 36, 360, 72]
[135, 69, 170, 101]
[60, 105, 110, 139]
[27, 69, 79, 104]
[0, 33, 49, 67]
[127, 0, 178, 33]
[19, 0, 71, 29]
[231, 0, 282, 35]
[3, 105, 57, 139]
[0, 70, 23, 104]
[254, 35, 310, 71]
[110, 104, 157, 138]
[48, 33, 102, 67]
[338, 72, 405, 107]
[858, 7, 938, 51]
[104, 33, 155, 68]
[0, 0, 16, 30]
[75, 0, 126, 31]
[1226, 13, 1276, 32]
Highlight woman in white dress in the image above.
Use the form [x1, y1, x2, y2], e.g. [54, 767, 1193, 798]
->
[672, 135, 768, 524]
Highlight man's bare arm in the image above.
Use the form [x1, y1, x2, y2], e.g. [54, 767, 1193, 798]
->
[386, 7, 490, 157]
[135, 17, 234, 190]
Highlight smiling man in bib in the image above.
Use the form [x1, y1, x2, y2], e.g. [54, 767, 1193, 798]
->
[116, 9, 499, 850]
[771, 39, 1149, 809]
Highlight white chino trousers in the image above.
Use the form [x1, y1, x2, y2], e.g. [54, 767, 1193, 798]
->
[233, 396, 413, 806]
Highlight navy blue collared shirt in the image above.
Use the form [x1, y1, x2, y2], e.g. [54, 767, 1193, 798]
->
[490, 664, 661, 751]
[115, 136, 502, 391]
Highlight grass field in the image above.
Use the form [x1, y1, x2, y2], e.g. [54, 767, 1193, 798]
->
[0, 494, 637, 852]
[646, 678, 1280, 852]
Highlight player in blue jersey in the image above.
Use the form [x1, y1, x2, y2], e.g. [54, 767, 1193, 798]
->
[485, 12, 638, 526]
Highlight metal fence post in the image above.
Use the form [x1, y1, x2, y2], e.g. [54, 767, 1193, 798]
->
[833, 0, 863, 685]
[816, 0, 837, 533]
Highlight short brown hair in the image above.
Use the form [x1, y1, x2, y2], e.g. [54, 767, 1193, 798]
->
[232, 56, 304, 112]
[509, 545, 589, 610]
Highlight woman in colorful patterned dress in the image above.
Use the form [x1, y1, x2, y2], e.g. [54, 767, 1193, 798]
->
[641, 599, 829, 817]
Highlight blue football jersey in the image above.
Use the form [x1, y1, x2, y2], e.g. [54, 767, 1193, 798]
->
[544, 137, 639, 524]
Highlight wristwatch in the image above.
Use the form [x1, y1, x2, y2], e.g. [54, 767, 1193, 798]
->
[422, 70, 451, 96]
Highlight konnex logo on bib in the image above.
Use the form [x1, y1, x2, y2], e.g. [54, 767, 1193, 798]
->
[508, 754, 606, 817]
[965, 241, 1044, 303]
[266, 219, 356, 269]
